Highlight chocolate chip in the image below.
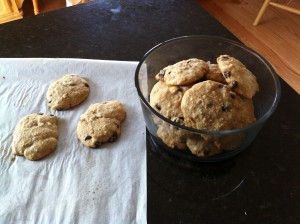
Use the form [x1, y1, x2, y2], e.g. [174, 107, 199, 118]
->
[221, 103, 230, 112]
[230, 93, 236, 99]
[224, 71, 231, 78]
[155, 104, 161, 111]
[84, 83, 89, 87]
[50, 114, 54, 116]
[178, 116, 184, 121]
[232, 80, 238, 87]
[108, 133, 118, 142]
[115, 123, 120, 129]
[85, 135, 92, 141]
[48, 101, 52, 103]
[38, 113, 43, 115]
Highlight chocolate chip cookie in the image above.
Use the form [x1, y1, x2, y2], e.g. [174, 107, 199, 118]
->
[12, 113, 58, 160]
[155, 58, 209, 85]
[156, 122, 188, 150]
[181, 80, 256, 131]
[150, 81, 189, 120]
[186, 135, 222, 157]
[205, 63, 227, 84]
[217, 55, 259, 99]
[47, 74, 90, 110]
[77, 100, 126, 148]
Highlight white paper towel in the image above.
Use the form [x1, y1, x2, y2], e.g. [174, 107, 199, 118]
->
[0, 58, 146, 224]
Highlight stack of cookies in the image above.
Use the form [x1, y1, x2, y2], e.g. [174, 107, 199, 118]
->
[150, 55, 259, 157]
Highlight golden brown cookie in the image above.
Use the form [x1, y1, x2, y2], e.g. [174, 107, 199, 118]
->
[83, 100, 126, 123]
[156, 122, 188, 150]
[155, 58, 209, 85]
[150, 81, 189, 120]
[47, 74, 90, 110]
[12, 113, 58, 160]
[77, 117, 121, 148]
[77, 101, 126, 148]
[186, 135, 222, 157]
[181, 80, 256, 131]
[205, 63, 227, 84]
[217, 55, 259, 99]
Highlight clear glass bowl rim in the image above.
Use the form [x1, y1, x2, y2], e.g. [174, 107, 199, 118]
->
[134, 35, 281, 135]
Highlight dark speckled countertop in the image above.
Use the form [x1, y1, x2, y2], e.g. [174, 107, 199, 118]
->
[1, 0, 299, 223]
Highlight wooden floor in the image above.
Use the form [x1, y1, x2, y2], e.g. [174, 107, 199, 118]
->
[197, 0, 300, 94]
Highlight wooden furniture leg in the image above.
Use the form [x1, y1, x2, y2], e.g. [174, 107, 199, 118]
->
[253, 0, 300, 26]
[32, 0, 39, 15]
[253, 0, 271, 26]
[269, 2, 300, 15]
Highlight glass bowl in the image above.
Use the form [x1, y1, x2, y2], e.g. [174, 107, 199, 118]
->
[135, 35, 281, 163]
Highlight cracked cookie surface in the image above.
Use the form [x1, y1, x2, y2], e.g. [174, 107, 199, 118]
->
[155, 58, 209, 85]
[150, 81, 189, 120]
[47, 74, 90, 110]
[181, 80, 256, 131]
[217, 55, 259, 99]
[12, 114, 58, 160]
[77, 100, 126, 148]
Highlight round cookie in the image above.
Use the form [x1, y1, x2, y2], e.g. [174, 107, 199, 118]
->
[181, 80, 256, 131]
[155, 58, 209, 85]
[77, 117, 121, 148]
[77, 101, 126, 148]
[217, 55, 259, 99]
[156, 122, 188, 150]
[12, 113, 58, 160]
[150, 81, 189, 120]
[205, 63, 227, 84]
[47, 74, 90, 110]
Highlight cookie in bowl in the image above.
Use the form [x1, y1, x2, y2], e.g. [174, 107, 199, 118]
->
[135, 36, 280, 163]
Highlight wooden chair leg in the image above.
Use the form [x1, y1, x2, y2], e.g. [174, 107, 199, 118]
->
[32, 0, 40, 15]
[253, 0, 271, 26]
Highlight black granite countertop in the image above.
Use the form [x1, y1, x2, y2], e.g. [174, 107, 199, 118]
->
[1, 0, 299, 223]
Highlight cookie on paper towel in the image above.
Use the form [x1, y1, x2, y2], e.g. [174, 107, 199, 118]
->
[47, 74, 90, 110]
[12, 113, 58, 160]
[77, 100, 126, 148]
